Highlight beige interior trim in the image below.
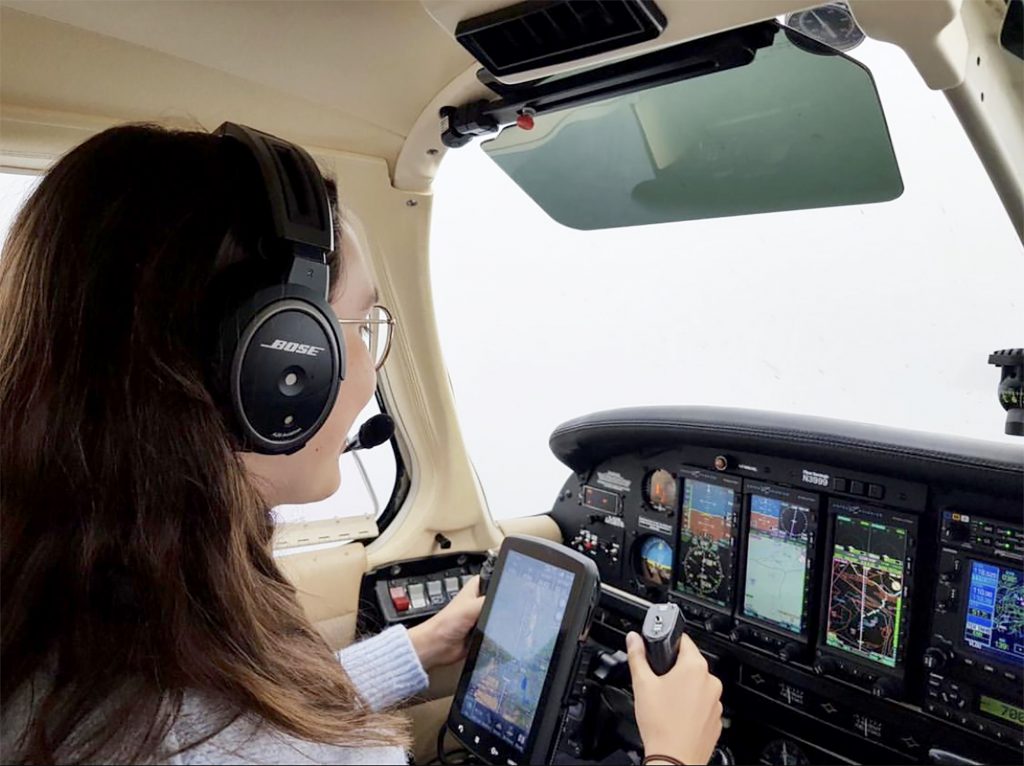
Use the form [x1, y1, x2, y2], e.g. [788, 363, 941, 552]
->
[498, 515, 563, 543]
[0, 105, 118, 171]
[942, 0, 1024, 241]
[406, 697, 455, 764]
[277, 542, 369, 651]
[853, 0, 1022, 239]
[852, 0, 968, 89]
[0, 6, 392, 166]
[274, 515, 379, 550]
[393, 65, 491, 192]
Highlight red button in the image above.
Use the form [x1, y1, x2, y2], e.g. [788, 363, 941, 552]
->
[389, 586, 410, 612]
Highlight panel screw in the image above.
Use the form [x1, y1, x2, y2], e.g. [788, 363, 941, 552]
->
[427, 148, 439, 156]
[406, 199, 418, 207]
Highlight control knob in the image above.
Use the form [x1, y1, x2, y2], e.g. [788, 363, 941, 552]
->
[872, 676, 903, 699]
[642, 583, 671, 602]
[938, 552, 962, 584]
[940, 687, 967, 709]
[944, 520, 970, 543]
[936, 584, 960, 611]
[705, 614, 732, 633]
[814, 656, 837, 676]
[779, 642, 803, 663]
[923, 647, 949, 671]
[730, 625, 752, 642]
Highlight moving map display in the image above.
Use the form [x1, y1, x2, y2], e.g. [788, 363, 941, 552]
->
[964, 560, 1024, 666]
[675, 474, 738, 606]
[743, 491, 813, 634]
[460, 551, 575, 753]
[826, 512, 909, 667]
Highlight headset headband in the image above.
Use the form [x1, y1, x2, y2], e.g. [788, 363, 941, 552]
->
[214, 122, 334, 260]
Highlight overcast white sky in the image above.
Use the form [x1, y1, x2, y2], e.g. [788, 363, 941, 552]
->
[2, 38, 1021, 525]
[430, 38, 1024, 519]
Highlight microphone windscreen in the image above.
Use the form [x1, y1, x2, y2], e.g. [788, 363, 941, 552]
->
[357, 413, 395, 450]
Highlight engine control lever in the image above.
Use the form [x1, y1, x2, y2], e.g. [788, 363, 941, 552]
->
[642, 603, 685, 676]
[478, 550, 498, 596]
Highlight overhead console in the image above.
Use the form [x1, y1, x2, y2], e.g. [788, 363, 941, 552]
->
[549, 406, 1023, 765]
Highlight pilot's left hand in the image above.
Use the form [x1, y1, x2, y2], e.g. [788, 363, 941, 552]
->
[408, 575, 485, 671]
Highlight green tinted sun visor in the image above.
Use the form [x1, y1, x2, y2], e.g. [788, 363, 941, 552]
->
[481, 27, 903, 231]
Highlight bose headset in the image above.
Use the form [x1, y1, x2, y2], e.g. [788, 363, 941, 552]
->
[212, 122, 344, 455]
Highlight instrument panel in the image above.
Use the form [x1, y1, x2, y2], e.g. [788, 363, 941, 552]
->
[548, 406, 1023, 764]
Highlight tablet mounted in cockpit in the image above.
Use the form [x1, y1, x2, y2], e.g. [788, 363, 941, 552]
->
[446, 535, 601, 766]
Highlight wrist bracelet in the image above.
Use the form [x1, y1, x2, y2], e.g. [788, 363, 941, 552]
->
[642, 755, 686, 765]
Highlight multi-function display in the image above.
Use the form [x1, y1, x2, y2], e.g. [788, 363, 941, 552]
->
[964, 560, 1024, 666]
[826, 509, 911, 668]
[742, 487, 816, 635]
[675, 470, 739, 607]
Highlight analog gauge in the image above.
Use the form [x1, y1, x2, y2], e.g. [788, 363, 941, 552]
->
[784, 2, 865, 52]
[780, 506, 809, 537]
[759, 739, 810, 766]
[644, 469, 678, 512]
[683, 538, 724, 595]
[637, 536, 674, 586]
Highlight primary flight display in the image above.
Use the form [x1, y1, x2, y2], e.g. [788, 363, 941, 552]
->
[675, 473, 738, 607]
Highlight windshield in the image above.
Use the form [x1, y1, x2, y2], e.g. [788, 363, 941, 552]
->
[482, 25, 903, 229]
[431, 39, 1024, 522]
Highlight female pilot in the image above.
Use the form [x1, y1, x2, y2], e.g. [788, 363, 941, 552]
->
[0, 124, 722, 765]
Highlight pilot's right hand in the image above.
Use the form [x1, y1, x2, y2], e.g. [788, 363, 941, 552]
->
[626, 630, 723, 765]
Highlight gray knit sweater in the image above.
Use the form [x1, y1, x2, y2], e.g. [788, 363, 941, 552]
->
[1, 626, 429, 765]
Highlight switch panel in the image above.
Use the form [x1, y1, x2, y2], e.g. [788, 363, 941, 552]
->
[367, 552, 487, 626]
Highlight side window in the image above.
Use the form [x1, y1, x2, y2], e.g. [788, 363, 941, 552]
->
[274, 395, 399, 536]
[0, 172, 38, 236]
[0, 172, 398, 544]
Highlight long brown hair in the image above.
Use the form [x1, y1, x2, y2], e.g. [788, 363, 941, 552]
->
[0, 124, 407, 763]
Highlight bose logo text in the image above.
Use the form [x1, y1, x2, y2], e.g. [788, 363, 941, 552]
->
[259, 339, 324, 356]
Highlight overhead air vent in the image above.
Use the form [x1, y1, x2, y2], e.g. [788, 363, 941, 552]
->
[455, 0, 667, 78]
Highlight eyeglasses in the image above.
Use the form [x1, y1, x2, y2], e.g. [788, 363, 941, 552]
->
[337, 304, 395, 371]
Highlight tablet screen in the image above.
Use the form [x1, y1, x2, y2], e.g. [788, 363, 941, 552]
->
[459, 549, 576, 753]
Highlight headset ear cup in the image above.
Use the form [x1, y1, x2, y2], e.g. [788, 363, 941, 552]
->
[215, 284, 344, 455]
